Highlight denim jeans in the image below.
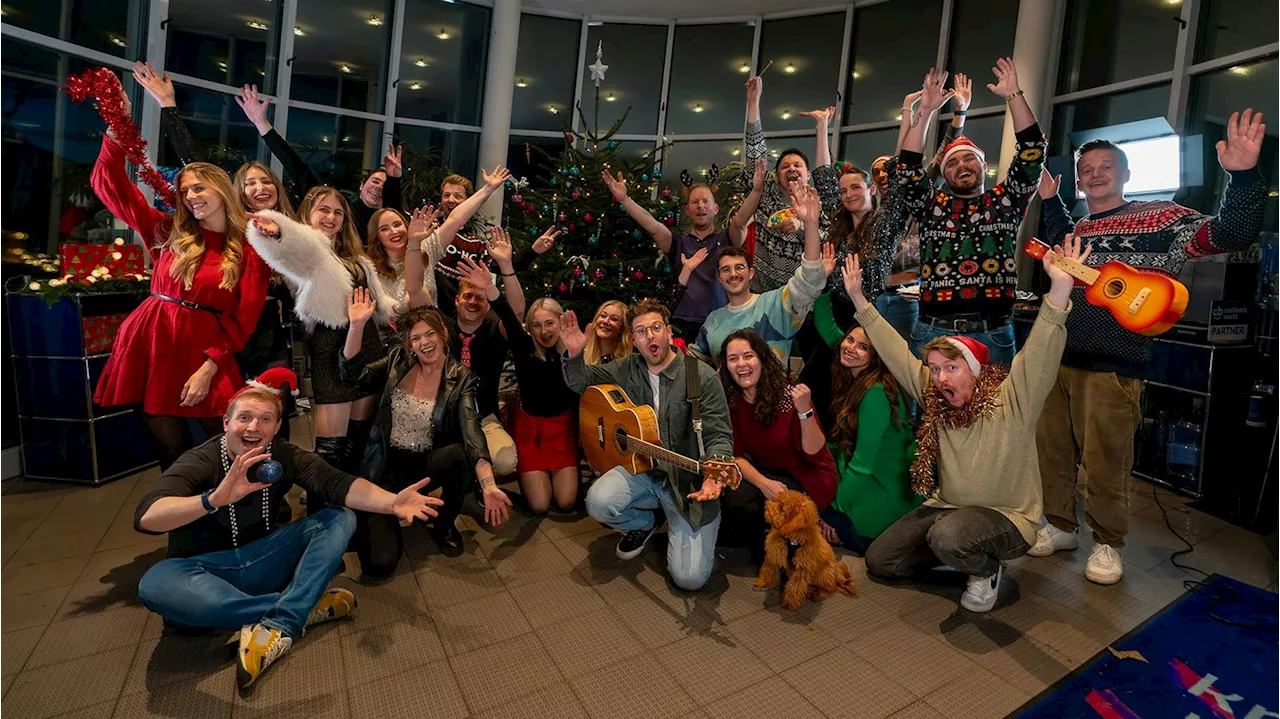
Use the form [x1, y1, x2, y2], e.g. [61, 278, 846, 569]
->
[865, 505, 1030, 578]
[585, 466, 721, 591]
[138, 507, 357, 638]
[911, 319, 1017, 367]
[875, 293, 919, 345]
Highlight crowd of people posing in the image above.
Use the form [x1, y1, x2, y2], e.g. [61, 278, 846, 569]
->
[90, 57, 1267, 690]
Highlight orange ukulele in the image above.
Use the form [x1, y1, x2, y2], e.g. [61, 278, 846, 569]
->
[579, 384, 742, 488]
[1024, 238, 1188, 336]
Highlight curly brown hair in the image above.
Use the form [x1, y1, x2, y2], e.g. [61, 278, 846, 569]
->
[825, 165, 881, 266]
[828, 326, 906, 454]
[718, 330, 793, 426]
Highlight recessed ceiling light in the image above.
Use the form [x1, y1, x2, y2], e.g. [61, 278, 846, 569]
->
[415, 59, 427, 67]
[322, 135, 330, 143]
[516, 79, 528, 88]
[780, 110, 791, 120]
[339, 64, 352, 73]
[294, 27, 305, 36]
[409, 82, 422, 90]
[246, 21, 268, 30]
[699, 168, 708, 176]
[769, 149, 779, 157]
[437, 29, 450, 39]
[548, 106, 559, 114]
[739, 63, 750, 73]
[852, 70, 861, 80]
[784, 63, 796, 74]
[1228, 65, 1250, 76]
[985, 167, 997, 177]
[606, 93, 617, 102]
[731, 148, 740, 156]
[692, 104, 703, 113]
[109, 35, 126, 47]
[366, 15, 383, 26]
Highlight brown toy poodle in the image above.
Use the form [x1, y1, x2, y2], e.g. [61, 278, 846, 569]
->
[755, 489, 857, 610]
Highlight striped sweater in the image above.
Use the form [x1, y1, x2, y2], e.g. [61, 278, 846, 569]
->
[1041, 168, 1267, 377]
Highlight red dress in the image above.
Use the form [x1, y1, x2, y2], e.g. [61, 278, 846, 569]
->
[91, 137, 269, 417]
[730, 398, 838, 510]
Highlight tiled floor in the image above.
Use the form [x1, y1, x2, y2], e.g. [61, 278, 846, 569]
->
[1, 418, 1277, 719]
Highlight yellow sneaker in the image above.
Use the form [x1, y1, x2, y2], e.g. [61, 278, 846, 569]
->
[306, 587, 357, 629]
[237, 624, 292, 690]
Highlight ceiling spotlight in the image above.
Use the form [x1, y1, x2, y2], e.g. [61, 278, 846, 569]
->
[699, 168, 708, 176]
[784, 63, 796, 74]
[548, 105, 559, 114]
[731, 148, 740, 156]
[516, 79, 528, 88]
[409, 82, 422, 90]
[217, 61, 228, 70]
[294, 27, 306, 36]
[739, 63, 750, 73]
[339, 64, 352, 73]
[606, 93, 617, 102]
[321, 135, 330, 143]
[985, 167, 997, 177]
[437, 29, 450, 39]
[1228, 65, 1250, 76]
[415, 59, 427, 67]
[692, 104, 703, 113]
[366, 15, 383, 26]
[342, 135, 351, 143]
[780, 110, 791, 120]
[852, 70, 861, 80]
[109, 35, 126, 48]
[769, 149, 779, 158]
[246, 20, 268, 30]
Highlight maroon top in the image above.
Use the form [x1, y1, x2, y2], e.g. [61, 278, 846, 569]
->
[729, 396, 838, 510]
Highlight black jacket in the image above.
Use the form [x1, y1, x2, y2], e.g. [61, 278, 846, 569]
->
[338, 346, 490, 484]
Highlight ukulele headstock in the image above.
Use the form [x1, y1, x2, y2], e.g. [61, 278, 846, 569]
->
[702, 457, 742, 490]
[1024, 237, 1051, 260]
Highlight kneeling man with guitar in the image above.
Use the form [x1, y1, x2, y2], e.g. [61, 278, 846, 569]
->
[560, 298, 740, 591]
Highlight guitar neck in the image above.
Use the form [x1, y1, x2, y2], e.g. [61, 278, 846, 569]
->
[627, 437, 701, 474]
[1047, 251, 1100, 286]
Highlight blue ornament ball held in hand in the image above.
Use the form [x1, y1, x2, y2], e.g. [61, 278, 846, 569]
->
[252, 459, 284, 485]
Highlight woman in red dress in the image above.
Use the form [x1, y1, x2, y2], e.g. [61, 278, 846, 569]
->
[91, 87, 268, 470]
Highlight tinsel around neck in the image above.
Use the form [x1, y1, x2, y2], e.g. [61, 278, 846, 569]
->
[909, 364, 1010, 497]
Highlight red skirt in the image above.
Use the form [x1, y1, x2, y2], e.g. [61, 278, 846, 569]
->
[513, 408, 577, 473]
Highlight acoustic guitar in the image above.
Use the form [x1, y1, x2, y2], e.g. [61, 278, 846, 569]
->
[580, 384, 742, 488]
[1024, 238, 1188, 336]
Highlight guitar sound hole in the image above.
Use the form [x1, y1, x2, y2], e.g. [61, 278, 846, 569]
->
[1103, 278, 1125, 299]
[613, 427, 629, 452]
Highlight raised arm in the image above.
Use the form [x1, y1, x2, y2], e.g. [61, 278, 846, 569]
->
[480, 229, 527, 318]
[846, 255, 926, 401]
[512, 226, 559, 273]
[780, 185, 830, 318]
[244, 209, 343, 292]
[438, 166, 511, 248]
[902, 67, 954, 156]
[986, 57, 1036, 133]
[403, 206, 440, 309]
[133, 61, 197, 167]
[1004, 234, 1078, 421]
[337, 287, 393, 388]
[237, 85, 324, 195]
[744, 76, 766, 165]
[729, 158, 766, 246]
[91, 136, 167, 249]
[603, 170, 672, 252]
[557, 311, 623, 391]
[895, 91, 923, 156]
[1179, 109, 1268, 257]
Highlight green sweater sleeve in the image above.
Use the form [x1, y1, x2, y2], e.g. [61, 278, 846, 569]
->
[847, 385, 892, 479]
[814, 293, 845, 349]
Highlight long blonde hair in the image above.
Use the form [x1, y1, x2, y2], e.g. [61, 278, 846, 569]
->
[298, 186, 367, 273]
[166, 162, 247, 291]
[233, 161, 295, 217]
[525, 297, 566, 361]
[583, 300, 632, 366]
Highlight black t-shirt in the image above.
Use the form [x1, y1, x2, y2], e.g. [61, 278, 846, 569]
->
[133, 436, 358, 559]
[450, 312, 509, 418]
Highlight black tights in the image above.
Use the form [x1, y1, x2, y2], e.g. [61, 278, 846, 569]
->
[352, 443, 471, 580]
[141, 413, 223, 472]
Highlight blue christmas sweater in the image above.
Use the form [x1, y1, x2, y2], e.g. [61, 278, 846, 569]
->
[898, 124, 1046, 319]
[1041, 167, 1267, 378]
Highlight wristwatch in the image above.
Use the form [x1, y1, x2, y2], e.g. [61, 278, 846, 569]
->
[797, 408, 815, 420]
[200, 489, 219, 514]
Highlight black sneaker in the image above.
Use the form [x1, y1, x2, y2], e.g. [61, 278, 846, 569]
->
[615, 524, 657, 560]
[433, 525, 464, 558]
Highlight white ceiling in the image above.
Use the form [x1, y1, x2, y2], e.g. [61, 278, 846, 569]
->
[523, 0, 848, 21]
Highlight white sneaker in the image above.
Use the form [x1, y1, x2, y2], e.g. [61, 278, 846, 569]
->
[1085, 543, 1123, 585]
[1027, 524, 1079, 557]
[960, 564, 1003, 612]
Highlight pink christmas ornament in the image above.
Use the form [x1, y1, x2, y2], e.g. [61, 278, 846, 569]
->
[511, 193, 523, 204]
[571, 191, 581, 200]
[558, 212, 567, 222]
[582, 213, 593, 223]
[633, 270, 645, 280]
[592, 268, 604, 280]
[557, 283, 569, 293]
[661, 187, 671, 198]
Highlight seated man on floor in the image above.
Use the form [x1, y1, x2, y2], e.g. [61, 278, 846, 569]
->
[559, 298, 736, 591]
[840, 234, 1081, 612]
[690, 184, 831, 365]
[133, 384, 443, 690]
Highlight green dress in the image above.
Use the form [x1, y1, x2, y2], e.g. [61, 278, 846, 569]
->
[815, 292, 921, 540]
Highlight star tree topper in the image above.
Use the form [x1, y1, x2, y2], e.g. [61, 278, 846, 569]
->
[588, 42, 608, 86]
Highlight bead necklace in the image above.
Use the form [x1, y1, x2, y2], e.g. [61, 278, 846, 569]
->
[219, 436, 273, 548]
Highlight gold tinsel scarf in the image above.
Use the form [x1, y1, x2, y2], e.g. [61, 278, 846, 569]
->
[909, 364, 1010, 496]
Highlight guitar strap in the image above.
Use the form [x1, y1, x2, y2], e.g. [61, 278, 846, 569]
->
[685, 353, 706, 459]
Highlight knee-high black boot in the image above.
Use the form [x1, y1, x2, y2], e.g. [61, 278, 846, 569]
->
[310, 436, 348, 516]
[344, 418, 375, 476]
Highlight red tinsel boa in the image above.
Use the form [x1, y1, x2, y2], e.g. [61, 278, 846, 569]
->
[65, 67, 176, 208]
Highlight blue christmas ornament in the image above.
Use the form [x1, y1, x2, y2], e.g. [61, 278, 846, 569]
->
[541, 204, 549, 213]
[608, 141, 618, 149]
[653, 170, 662, 179]
[559, 168, 568, 175]
[504, 180, 514, 189]
[252, 459, 284, 485]
[618, 204, 626, 212]
[641, 174, 649, 182]
[664, 264, 672, 274]
[550, 177, 557, 186]
[588, 235, 599, 245]
[631, 229, 642, 240]
[569, 166, 580, 176]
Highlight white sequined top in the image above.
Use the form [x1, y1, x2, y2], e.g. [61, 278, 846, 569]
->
[389, 386, 437, 451]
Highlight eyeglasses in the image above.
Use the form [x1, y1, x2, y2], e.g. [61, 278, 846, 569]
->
[631, 322, 666, 338]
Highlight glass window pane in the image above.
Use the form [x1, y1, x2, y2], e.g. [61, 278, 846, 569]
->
[1196, 0, 1279, 62]
[508, 135, 571, 186]
[947, 0, 1019, 110]
[1, 41, 120, 252]
[846, 0, 943, 126]
[3, 0, 144, 59]
[1184, 58, 1278, 231]
[1058, 0, 1180, 94]
[1049, 83, 1171, 155]
[512, 14, 580, 132]
[158, 85, 266, 174]
[759, 134, 818, 172]
[757, 13, 845, 131]
[659, 139, 744, 193]
[391, 125, 481, 207]
[165, 1, 280, 92]
[839, 128, 899, 168]
[291, 0, 392, 112]
[285, 108, 384, 191]
[581, 23, 667, 136]
[665, 23, 755, 135]
[397, 0, 490, 127]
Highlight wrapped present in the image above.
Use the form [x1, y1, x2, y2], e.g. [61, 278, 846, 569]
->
[60, 242, 145, 279]
[82, 313, 129, 355]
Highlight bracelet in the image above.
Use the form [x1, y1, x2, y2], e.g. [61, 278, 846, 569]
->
[954, 110, 968, 117]
[1004, 90, 1025, 102]
[479, 477, 496, 489]
[500, 271, 516, 276]
[405, 247, 420, 253]
[796, 408, 814, 420]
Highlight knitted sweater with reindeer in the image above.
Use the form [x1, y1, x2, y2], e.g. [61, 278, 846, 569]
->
[1040, 167, 1266, 378]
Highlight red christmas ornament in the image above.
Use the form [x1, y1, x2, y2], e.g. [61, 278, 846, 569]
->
[573, 267, 585, 279]
[511, 193, 523, 204]
[663, 215, 675, 226]
[557, 212, 567, 223]
[633, 270, 645, 280]
[592, 268, 605, 280]
[582, 213, 593, 223]
[557, 282, 569, 293]
[571, 191, 581, 200]
[65, 67, 175, 207]
[565, 133, 575, 144]
[567, 222, 575, 231]
[661, 187, 672, 198]
[610, 251, 620, 258]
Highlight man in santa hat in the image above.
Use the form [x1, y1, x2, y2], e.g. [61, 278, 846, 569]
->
[892, 60, 1047, 366]
[839, 230, 1083, 613]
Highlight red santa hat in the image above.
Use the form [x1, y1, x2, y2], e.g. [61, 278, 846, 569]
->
[940, 136, 986, 168]
[246, 367, 299, 397]
[942, 336, 989, 377]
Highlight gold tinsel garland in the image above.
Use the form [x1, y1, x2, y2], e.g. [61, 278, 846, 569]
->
[909, 364, 1011, 497]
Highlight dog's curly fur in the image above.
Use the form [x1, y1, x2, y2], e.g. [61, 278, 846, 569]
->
[755, 490, 857, 609]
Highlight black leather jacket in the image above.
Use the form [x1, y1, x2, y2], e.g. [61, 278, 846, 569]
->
[338, 346, 490, 484]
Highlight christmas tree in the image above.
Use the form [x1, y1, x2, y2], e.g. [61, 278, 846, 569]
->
[501, 43, 686, 315]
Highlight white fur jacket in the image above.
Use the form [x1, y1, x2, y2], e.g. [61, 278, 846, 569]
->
[245, 209, 395, 331]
